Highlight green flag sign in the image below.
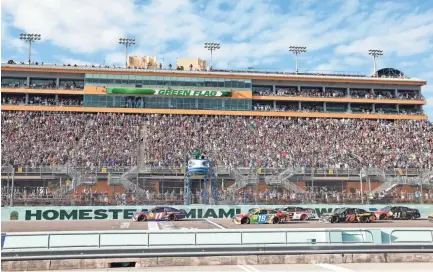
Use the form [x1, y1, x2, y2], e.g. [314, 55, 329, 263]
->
[106, 88, 231, 97]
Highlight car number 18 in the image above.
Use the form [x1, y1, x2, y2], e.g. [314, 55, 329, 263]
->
[258, 214, 269, 224]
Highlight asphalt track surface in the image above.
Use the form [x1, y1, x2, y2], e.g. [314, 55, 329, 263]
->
[26, 263, 433, 272]
[2, 219, 432, 232]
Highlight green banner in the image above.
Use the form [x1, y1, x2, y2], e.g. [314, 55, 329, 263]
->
[106, 88, 154, 95]
[106, 88, 231, 97]
[2, 204, 433, 221]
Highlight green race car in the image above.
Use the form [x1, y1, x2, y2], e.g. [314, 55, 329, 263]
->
[232, 208, 290, 224]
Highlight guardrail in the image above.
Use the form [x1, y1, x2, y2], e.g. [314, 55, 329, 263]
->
[2, 229, 374, 250]
[2, 228, 433, 261]
[3, 228, 433, 250]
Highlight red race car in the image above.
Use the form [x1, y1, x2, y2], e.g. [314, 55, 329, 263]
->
[372, 210, 389, 220]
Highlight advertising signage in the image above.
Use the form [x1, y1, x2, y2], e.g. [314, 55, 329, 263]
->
[106, 88, 231, 97]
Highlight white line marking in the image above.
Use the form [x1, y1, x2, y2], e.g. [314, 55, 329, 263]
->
[205, 218, 226, 229]
[315, 263, 355, 272]
[147, 221, 160, 231]
[237, 265, 253, 272]
[120, 222, 130, 229]
[159, 221, 176, 231]
[244, 264, 260, 272]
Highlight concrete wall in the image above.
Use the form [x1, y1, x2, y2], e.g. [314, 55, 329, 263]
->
[2, 253, 433, 271]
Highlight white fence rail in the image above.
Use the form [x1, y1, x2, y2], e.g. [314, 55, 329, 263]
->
[3, 228, 433, 251]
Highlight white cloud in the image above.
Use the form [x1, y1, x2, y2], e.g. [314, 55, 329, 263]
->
[334, 4, 433, 57]
[2, 0, 433, 75]
[2, 0, 135, 53]
[56, 56, 93, 66]
[1, 14, 28, 53]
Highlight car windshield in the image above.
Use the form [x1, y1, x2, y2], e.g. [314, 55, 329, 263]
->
[381, 206, 391, 212]
[334, 208, 346, 214]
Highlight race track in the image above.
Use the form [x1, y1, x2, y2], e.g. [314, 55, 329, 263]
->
[2, 219, 432, 232]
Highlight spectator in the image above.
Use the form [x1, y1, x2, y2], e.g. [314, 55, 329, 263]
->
[1, 112, 433, 170]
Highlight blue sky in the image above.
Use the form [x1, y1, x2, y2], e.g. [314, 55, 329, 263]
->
[2, 0, 433, 118]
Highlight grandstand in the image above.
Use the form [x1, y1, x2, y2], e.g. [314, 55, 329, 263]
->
[1, 61, 432, 206]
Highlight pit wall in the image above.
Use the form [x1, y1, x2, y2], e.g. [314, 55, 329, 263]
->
[2, 204, 433, 221]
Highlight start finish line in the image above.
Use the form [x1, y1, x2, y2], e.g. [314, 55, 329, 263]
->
[2, 204, 433, 221]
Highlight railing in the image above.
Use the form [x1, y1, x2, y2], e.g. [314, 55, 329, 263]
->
[1, 229, 378, 251]
[264, 167, 306, 193]
[390, 229, 433, 244]
[2, 165, 429, 177]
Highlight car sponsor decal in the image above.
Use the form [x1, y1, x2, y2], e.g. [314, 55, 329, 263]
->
[1, 233, 6, 249]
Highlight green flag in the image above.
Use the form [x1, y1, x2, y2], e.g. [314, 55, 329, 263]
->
[192, 149, 201, 159]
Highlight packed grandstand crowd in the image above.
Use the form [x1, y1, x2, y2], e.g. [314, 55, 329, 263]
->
[252, 87, 423, 100]
[2, 111, 433, 170]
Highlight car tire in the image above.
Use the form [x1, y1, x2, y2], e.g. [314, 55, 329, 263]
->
[331, 216, 340, 223]
[272, 217, 280, 224]
[138, 215, 147, 222]
[406, 214, 413, 220]
[168, 214, 176, 221]
[379, 214, 387, 220]
[300, 214, 308, 221]
[360, 216, 369, 223]
[241, 218, 250, 224]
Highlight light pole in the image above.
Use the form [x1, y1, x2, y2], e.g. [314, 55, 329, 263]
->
[19, 33, 41, 65]
[118, 38, 136, 68]
[368, 49, 383, 75]
[289, 46, 307, 73]
[204, 42, 220, 68]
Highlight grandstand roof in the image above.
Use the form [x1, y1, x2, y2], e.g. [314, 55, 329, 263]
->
[377, 68, 405, 78]
[1, 63, 426, 86]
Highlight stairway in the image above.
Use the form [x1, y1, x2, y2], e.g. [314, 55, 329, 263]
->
[421, 170, 433, 184]
[371, 180, 399, 195]
[365, 167, 386, 181]
[264, 167, 305, 193]
[209, 162, 220, 202]
[138, 126, 146, 169]
[108, 166, 146, 194]
[229, 167, 259, 190]
[65, 169, 97, 194]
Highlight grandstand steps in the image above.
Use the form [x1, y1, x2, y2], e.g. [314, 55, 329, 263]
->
[209, 162, 220, 203]
[138, 126, 146, 170]
[70, 119, 94, 164]
[108, 166, 146, 194]
[63, 170, 98, 195]
[228, 167, 259, 191]
[264, 167, 306, 193]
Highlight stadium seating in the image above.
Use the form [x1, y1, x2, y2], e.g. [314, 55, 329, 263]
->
[1, 111, 433, 169]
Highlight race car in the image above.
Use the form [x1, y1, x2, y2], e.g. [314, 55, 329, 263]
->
[378, 206, 421, 220]
[233, 208, 290, 224]
[368, 209, 390, 220]
[132, 206, 186, 222]
[279, 206, 317, 221]
[429, 212, 433, 223]
[320, 208, 376, 223]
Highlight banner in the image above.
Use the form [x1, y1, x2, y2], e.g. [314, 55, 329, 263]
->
[106, 88, 231, 97]
[2, 204, 433, 221]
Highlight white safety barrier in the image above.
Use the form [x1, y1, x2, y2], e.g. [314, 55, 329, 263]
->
[2, 228, 433, 250]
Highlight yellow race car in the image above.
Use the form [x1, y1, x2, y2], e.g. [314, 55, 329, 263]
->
[429, 212, 433, 223]
[232, 208, 290, 224]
